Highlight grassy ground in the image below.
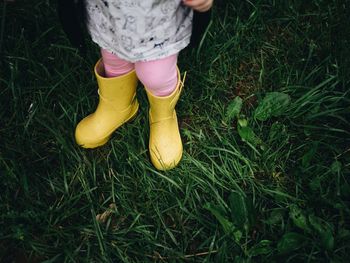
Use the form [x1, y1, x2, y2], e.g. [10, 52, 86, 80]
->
[1, 0, 350, 262]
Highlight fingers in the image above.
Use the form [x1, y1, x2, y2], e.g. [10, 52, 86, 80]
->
[183, 0, 213, 12]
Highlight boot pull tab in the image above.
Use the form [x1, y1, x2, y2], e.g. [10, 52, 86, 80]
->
[178, 71, 187, 93]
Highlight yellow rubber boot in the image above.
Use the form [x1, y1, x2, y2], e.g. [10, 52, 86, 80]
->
[75, 59, 139, 148]
[145, 68, 184, 170]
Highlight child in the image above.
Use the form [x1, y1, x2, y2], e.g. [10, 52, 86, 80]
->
[58, 0, 213, 170]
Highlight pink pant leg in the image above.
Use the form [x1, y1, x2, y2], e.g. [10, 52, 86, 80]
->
[100, 48, 134, 78]
[135, 54, 178, 97]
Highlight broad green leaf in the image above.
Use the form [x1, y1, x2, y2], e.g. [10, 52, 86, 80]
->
[309, 215, 334, 251]
[289, 204, 309, 232]
[254, 92, 291, 121]
[265, 209, 284, 225]
[229, 191, 248, 230]
[233, 229, 243, 242]
[237, 125, 263, 146]
[226, 96, 243, 121]
[249, 240, 273, 256]
[204, 203, 242, 242]
[229, 191, 255, 231]
[277, 232, 305, 254]
[238, 118, 248, 127]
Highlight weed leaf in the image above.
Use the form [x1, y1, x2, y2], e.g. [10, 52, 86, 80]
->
[238, 118, 248, 127]
[204, 203, 242, 242]
[249, 240, 273, 256]
[238, 125, 263, 146]
[226, 96, 243, 122]
[308, 215, 334, 251]
[229, 191, 254, 231]
[289, 204, 310, 232]
[268, 122, 286, 141]
[277, 232, 305, 254]
[254, 92, 291, 121]
[265, 209, 285, 225]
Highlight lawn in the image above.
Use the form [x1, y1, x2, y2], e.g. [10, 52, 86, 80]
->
[1, 0, 349, 262]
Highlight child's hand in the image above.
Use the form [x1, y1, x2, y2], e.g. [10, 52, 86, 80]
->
[182, 0, 213, 12]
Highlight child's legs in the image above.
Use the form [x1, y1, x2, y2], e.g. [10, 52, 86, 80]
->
[135, 54, 178, 97]
[101, 48, 134, 77]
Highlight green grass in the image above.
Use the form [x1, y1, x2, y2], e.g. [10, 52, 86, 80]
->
[1, 0, 350, 262]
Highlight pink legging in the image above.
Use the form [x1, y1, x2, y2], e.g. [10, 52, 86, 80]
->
[101, 49, 178, 97]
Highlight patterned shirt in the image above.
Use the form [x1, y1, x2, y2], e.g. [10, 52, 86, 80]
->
[86, 0, 193, 62]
